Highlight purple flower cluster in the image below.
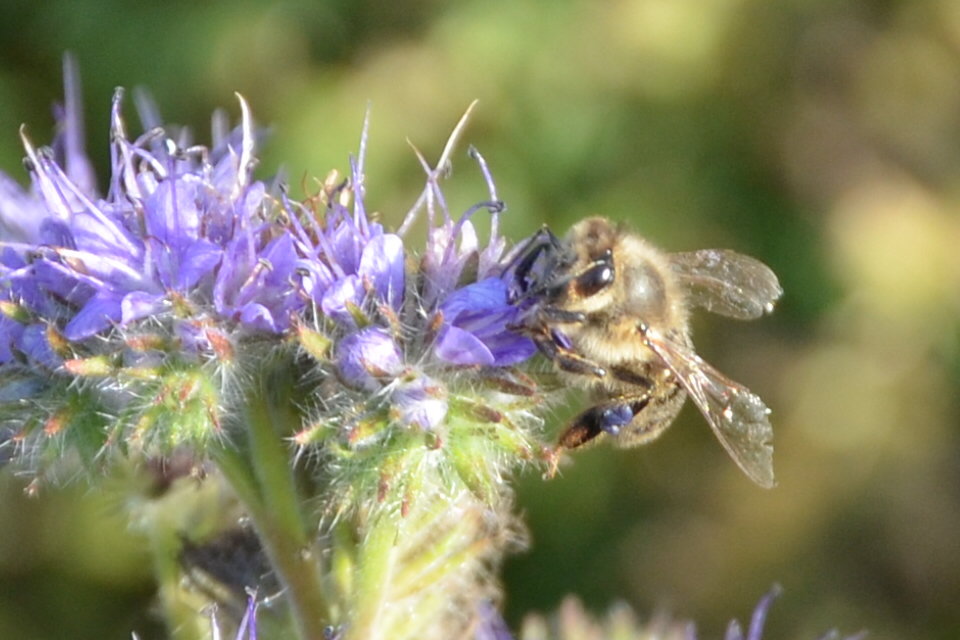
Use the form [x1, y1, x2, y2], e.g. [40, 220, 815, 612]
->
[286, 114, 534, 363]
[479, 586, 865, 640]
[279, 107, 535, 429]
[0, 68, 297, 366]
[0, 58, 535, 440]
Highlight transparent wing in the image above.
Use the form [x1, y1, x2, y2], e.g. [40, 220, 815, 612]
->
[641, 325, 775, 488]
[670, 249, 782, 320]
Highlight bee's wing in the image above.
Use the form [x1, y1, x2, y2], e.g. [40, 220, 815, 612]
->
[642, 326, 775, 488]
[669, 249, 782, 320]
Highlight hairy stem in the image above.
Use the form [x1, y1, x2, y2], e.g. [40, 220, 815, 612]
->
[345, 508, 399, 640]
[213, 373, 329, 640]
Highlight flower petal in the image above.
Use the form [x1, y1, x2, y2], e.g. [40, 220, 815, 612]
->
[390, 377, 448, 430]
[336, 327, 403, 391]
[63, 291, 123, 340]
[440, 277, 509, 319]
[358, 233, 404, 310]
[321, 275, 363, 326]
[239, 302, 278, 332]
[16, 323, 62, 368]
[175, 239, 223, 291]
[434, 325, 494, 366]
[0, 317, 24, 364]
[121, 291, 164, 324]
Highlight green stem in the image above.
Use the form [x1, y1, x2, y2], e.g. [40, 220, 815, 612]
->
[346, 508, 399, 640]
[212, 376, 329, 640]
[244, 380, 309, 542]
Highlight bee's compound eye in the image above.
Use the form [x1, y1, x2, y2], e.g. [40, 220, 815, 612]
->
[574, 258, 615, 298]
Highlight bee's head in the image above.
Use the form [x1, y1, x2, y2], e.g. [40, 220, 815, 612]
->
[566, 217, 621, 262]
[551, 217, 621, 307]
[566, 217, 677, 323]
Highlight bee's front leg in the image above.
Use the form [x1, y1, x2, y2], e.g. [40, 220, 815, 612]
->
[526, 323, 606, 378]
[502, 226, 567, 298]
[536, 306, 588, 324]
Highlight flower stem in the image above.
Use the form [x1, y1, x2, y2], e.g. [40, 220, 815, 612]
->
[345, 508, 399, 640]
[213, 371, 329, 640]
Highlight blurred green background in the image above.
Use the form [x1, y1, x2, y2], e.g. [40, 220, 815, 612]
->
[1, 0, 959, 638]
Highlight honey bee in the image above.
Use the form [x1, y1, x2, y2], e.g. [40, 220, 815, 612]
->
[507, 217, 782, 488]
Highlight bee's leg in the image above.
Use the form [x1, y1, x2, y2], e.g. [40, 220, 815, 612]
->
[527, 327, 606, 378]
[536, 306, 587, 324]
[502, 226, 566, 297]
[557, 396, 651, 449]
[612, 384, 687, 448]
[475, 367, 538, 397]
[515, 304, 604, 376]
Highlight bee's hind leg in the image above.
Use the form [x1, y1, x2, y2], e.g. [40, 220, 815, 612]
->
[558, 396, 651, 449]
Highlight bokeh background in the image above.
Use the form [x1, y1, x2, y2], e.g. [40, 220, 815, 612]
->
[1, 0, 959, 638]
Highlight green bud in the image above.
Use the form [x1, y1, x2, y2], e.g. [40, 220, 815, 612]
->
[297, 324, 333, 361]
[63, 355, 115, 377]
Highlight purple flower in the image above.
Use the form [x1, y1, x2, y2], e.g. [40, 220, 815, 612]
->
[0, 60, 535, 382]
[725, 585, 782, 640]
[390, 376, 448, 430]
[435, 277, 536, 366]
[387, 116, 534, 369]
[474, 601, 514, 640]
[0, 59, 538, 470]
[0, 57, 304, 367]
[284, 106, 536, 430]
[335, 327, 404, 391]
